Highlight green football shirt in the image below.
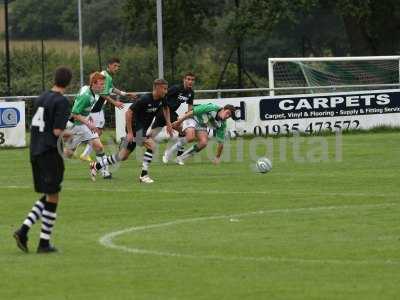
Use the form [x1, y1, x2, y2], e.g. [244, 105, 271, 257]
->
[71, 85, 100, 125]
[193, 103, 227, 143]
[101, 70, 114, 96]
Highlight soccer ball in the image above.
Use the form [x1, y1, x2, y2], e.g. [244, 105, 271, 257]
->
[256, 157, 272, 173]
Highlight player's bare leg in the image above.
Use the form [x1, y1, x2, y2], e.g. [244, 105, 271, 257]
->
[81, 110, 106, 162]
[176, 130, 208, 164]
[174, 124, 188, 158]
[80, 140, 94, 162]
[163, 126, 195, 165]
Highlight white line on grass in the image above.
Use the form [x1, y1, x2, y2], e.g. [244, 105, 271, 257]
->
[1, 185, 397, 198]
[99, 202, 400, 266]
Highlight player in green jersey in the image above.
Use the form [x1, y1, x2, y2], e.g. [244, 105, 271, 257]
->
[63, 72, 113, 180]
[101, 57, 136, 100]
[171, 103, 236, 164]
[80, 57, 136, 163]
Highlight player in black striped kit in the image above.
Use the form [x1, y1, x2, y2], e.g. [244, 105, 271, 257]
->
[152, 72, 195, 165]
[13, 67, 72, 253]
[90, 79, 168, 183]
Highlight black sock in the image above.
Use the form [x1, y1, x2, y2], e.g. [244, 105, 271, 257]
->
[19, 224, 30, 236]
[177, 147, 184, 157]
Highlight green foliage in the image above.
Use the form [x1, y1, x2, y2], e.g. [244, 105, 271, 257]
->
[0, 43, 268, 96]
[334, 0, 372, 19]
[174, 46, 237, 88]
[110, 45, 158, 92]
[9, 0, 127, 44]
[6, 0, 400, 92]
[123, 0, 219, 81]
[0, 41, 271, 97]
[82, 0, 127, 45]
[0, 45, 159, 96]
[10, 0, 74, 39]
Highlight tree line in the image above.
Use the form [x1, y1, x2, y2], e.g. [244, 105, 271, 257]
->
[4, 0, 400, 93]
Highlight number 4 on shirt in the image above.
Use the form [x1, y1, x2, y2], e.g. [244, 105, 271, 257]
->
[32, 107, 45, 132]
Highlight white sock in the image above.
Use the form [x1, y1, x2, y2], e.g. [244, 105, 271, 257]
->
[166, 137, 187, 157]
[96, 153, 111, 175]
[180, 144, 199, 161]
[82, 144, 93, 157]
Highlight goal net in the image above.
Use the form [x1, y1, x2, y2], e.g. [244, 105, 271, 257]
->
[268, 56, 400, 95]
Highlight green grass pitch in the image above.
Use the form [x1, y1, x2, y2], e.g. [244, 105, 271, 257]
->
[1, 132, 400, 300]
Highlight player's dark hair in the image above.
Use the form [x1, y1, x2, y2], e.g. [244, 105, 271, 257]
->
[54, 66, 72, 88]
[223, 104, 236, 116]
[108, 57, 120, 65]
[184, 72, 195, 78]
[153, 78, 168, 87]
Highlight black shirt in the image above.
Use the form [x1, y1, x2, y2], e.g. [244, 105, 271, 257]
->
[129, 93, 163, 130]
[162, 84, 194, 112]
[30, 90, 71, 156]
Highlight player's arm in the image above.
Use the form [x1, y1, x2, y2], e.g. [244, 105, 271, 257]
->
[112, 87, 137, 100]
[163, 87, 176, 132]
[213, 123, 227, 165]
[53, 99, 72, 138]
[105, 95, 124, 109]
[164, 106, 173, 135]
[213, 143, 224, 165]
[163, 105, 174, 136]
[173, 103, 216, 128]
[53, 128, 63, 137]
[71, 96, 98, 132]
[72, 114, 97, 133]
[173, 110, 194, 127]
[187, 92, 194, 112]
[125, 104, 136, 142]
[53, 127, 72, 140]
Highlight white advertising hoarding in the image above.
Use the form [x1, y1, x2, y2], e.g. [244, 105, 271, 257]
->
[115, 89, 400, 139]
[0, 101, 26, 147]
